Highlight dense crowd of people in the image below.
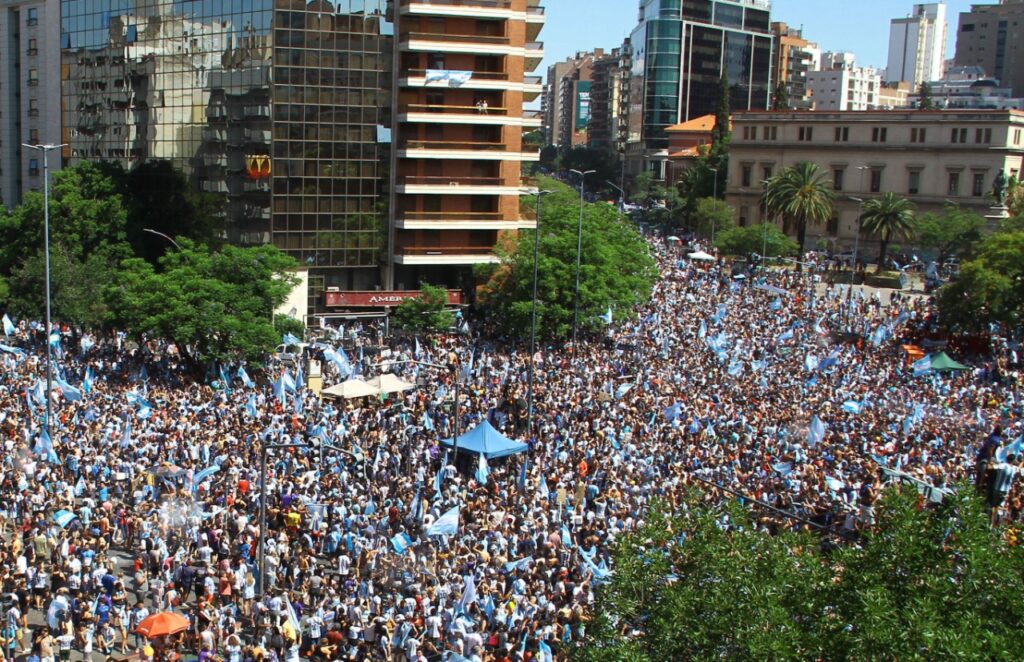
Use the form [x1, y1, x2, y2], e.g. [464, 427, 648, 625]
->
[0, 239, 1020, 662]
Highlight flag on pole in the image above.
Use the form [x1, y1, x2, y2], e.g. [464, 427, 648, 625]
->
[599, 306, 613, 325]
[283, 332, 301, 346]
[1, 314, 14, 337]
[426, 505, 460, 536]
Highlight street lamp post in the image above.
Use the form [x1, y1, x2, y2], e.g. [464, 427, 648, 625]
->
[606, 180, 626, 216]
[568, 168, 595, 353]
[760, 179, 772, 267]
[23, 142, 67, 437]
[142, 227, 183, 251]
[848, 196, 865, 331]
[526, 190, 552, 436]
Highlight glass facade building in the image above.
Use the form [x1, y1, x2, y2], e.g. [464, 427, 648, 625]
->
[60, 0, 395, 307]
[629, 0, 772, 151]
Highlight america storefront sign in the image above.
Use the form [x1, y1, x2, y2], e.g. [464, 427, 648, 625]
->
[324, 290, 463, 308]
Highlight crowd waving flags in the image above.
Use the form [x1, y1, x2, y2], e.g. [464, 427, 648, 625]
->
[0, 231, 1016, 661]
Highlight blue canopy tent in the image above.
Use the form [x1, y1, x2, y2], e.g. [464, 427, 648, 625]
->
[441, 421, 529, 459]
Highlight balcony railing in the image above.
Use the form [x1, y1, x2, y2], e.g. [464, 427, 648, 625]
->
[398, 246, 496, 255]
[406, 68, 509, 81]
[400, 176, 504, 186]
[408, 0, 513, 8]
[401, 211, 504, 220]
[407, 31, 510, 45]
[402, 139, 507, 151]
[405, 103, 510, 115]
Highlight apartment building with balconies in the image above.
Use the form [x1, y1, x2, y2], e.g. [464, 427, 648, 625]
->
[392, 0, 544, 290]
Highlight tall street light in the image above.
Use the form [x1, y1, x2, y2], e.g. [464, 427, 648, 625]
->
[568, 168, 595, 353]
[606, 180, 626, 219]
[526, 189, 552, 437]
[848, 195, 865, 330]
[23, 142, 67, 437]
[760, 179, 771, 264]
[142, 227, 183, 251]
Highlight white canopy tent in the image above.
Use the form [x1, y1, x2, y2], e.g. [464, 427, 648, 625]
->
[321, 379, 380, 400]
[368, 373, 416, 394]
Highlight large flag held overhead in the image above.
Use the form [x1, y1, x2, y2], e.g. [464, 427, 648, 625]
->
[475, 453, 490, 484]
[2, 314, 14, 337]
[426, 505, 460, 536]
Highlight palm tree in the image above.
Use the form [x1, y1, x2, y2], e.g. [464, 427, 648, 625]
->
[762, 162, 835, 270]
[859, 192, 915, 273]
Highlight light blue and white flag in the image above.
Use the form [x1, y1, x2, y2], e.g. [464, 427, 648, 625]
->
[475, 454, 490, 485]
[422, 411, 435, 431]
[426, 505, 460, 536]
[698, 320, 707, 339]
[55, 378, 82, 403]
[1, 314, 14, 337]
[455, 574, 476, 616]
[237, 366, 255, 388]
[390, 532, 414, 554]
[600, 306, 613, 325]
[808, 415, 826, 447]
[48, 330, 61, 347]
[842, 401, 862, 415]
[804, 353, 819, 373]
[283, 332, 301, 346]
[912, 354, 932, 377]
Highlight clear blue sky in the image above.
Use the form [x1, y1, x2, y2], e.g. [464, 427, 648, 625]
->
[540, 0, 977, 74]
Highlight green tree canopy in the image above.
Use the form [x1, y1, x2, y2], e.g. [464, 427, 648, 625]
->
[914, 206, 985, 264]
[938, 229, 1024, 332]
[391, 284, 456, 334]
[859, 192, 916, 272]
[0, 161, 132, 327]
[715, 223, 799, 258]
[574, 485, 1024, 661]
[107, 239, 299, 370]
[481, 176, 656, 340]
[691, 197, 734, 241]
[763, 162, 835, 268]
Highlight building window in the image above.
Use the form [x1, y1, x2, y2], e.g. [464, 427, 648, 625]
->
[27, 98, 38, 117]
[28, 158, 39, 176]
[952, 128, 968, 143]
[871, 127, 887, 143]
[908, 170, 921, 195]
[739, 206, 749, 227]
[833, 168, 844, 191]
[973, 172, 986, 197]
[870, 168, 882, 193]
[834, 126, 849, 142]
[798, 126, 813, 141]
[827, 215, 840, 235]
[27, 8, 37, 25]
[975, 128, 993, 144]
[911, 127, 927, 143]
[29, 129, 39, 144]
[763, 166, 773, 181]
[741, 165, 752, 187]
[948, 172, 961, 196]
[1015, 129, 1022, 145]
[743, 126, 756, 140]
[27, 38, 37, 55]
[762, 126, 777, 140]
[27, 69, 38, 86]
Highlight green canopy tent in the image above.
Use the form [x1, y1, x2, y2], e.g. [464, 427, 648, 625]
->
[928, 351, 970, 372]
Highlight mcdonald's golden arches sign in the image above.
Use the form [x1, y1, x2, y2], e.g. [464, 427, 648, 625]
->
[246, 155, 271, 179]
